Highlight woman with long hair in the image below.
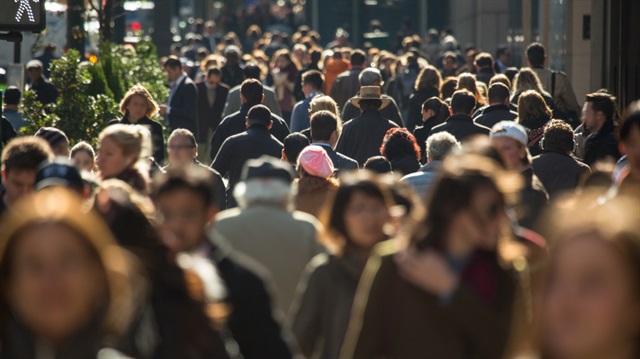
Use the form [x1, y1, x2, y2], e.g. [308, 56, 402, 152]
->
[515, 195, 640, 359]
[517, 90, 554, 156]
[116, 85, 165, 165]
[289, 173, 393, 359]
[97, 124, 152, 194]
[457, 73, 486, 109]
[511, 68, 554, 110]
[407, 65, 442, 132]
[380, 128, 422, 175]
[0, 188, 136, 358]
[341, 153, 532, 359]
[413, 97, 451, 161]
[272, 49, 301, 124]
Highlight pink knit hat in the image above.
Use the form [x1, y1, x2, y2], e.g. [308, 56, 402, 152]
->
[298, 145, 335, 178]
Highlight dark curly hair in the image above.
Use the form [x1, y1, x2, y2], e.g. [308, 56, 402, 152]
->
[542, 120, 574, 153]
[380, 128, 421, 161]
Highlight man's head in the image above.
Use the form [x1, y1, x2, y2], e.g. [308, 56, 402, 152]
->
[583, 91, 618, 133]
[168, 129, 198, 166]
[450, 90, 477, 116]
[364, 156, 392, 173]
[243, 62, 262, 80]
[350, 49, 366, 67]
[425, 132, 460, 163]
[489, 74, 511, 90]
[619, 101, 640, 180]
[240, 79, 264, 104]
[496, 45, 511, 65]
[153, 166, 219, 254]
[359, 68, 383, 87]
[282, 132, 310, 164]
[526, 42, 546, 67]
[474, 52, 494, 71]
[442, 52, 457, 72]
[163, 56, 183, 82]
[1, 137, 53, 206]
[3, 87, 21, 108]
[310, 110, 341, 146]
[245, 104, 272, 129]
[234, 156, 296, 209]
[206, 67, 222, 89]
[34, 127, 70, 157]
[490, 121, 530, 171]
[488, 83, 511, 106]
[224, 45, 241, 65]
[302, 70, 324, 97]
[35, 158, 85, 196]
[26, 60, 44, 83]
[541, 120, 575, 155]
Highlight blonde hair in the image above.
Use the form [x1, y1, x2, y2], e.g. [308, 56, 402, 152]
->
[119, 85, 159, 118]
[457, 73, 486, 106]
[414, 65, 442, 92]
[99, 124, 152, 167]
[310, 95, 342, 133]
[512, 68, 549, 98]
[517, 90, 552, 121]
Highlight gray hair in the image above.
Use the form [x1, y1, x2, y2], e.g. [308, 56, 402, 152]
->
[426, 132, 460, 161]
[359, 68, 382, 86]
[233, 178, 297, 210]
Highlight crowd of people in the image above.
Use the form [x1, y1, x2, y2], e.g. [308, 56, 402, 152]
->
[1, 19, 639, 359]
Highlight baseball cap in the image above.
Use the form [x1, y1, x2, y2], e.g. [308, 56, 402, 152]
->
[26, 60, 43, 69]
[490, 121, 528, 146]
[35, 159, 85, 194]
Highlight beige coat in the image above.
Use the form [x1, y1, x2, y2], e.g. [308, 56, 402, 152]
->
[213, 205, 324, 315]
[531, 67, 582, 116]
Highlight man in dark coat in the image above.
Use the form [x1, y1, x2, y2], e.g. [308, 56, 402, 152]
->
[160, 56, 198, 136]
[221, 45, 245, 89]
[474, 83, 518, 129]
[582, 91, 621, 166]
[474, 52, 496, 86]
[310, 110, 359, 172]
[196, 67, 229, 163]
[430, 90, 491, 142]
[335, 86, 399, 166]
[341, 68, 404, 127]
[329, 49, 366, 114]
[211, 105, 284, 208]
[532, 120, 590, 199]
[153, 166, 294, 359]
[26, 60, 58, 106]
[162, 129, 227, 210]
[210, 79, 290, 160]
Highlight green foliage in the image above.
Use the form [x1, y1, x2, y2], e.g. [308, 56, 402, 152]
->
[20, 41, 167, 146]
[86, 61, 114, 99]
[20, 90, 51, 135]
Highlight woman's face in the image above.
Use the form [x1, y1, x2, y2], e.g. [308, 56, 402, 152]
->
[71, 151, 94, 172]
[97, 137, 133, 179]
[126, 95, 149, 122]
[344, 191, 390, 252]
[492, 137, 527, 171]
[7, 224, 105, 342]
[450, 186, 506, 251]
[543, 234, 640, 359]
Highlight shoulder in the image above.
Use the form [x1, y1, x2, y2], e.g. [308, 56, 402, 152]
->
[218, 83, 230, 91]
[272, 113, 287, 125]
[292, 210, 322, 230]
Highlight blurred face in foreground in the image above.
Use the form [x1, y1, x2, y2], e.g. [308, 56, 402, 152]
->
[156, 188, 217, 255]
[621, 125, 640, 180]
[6, 224, 106, 342]
[491, 137, 527, 171]
[344, 191, 389, 252]
[168, 135, 197, 166]
[97, 137, 135, 179]
[449, 185, 505, 252]
[1, 169, 36, 206]
[543, 232, 640, 359]
[71, 151, 94, 172]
